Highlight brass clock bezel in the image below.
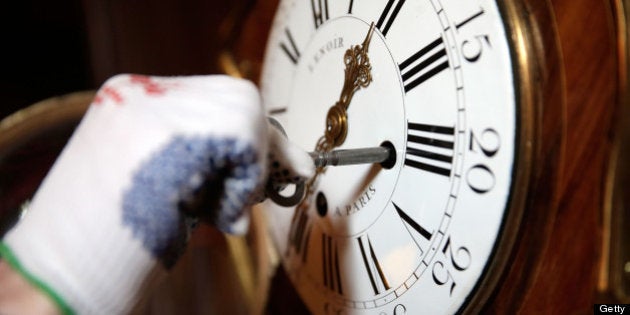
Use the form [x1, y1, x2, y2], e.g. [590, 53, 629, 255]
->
[600, 0, 630, 303]
[461, 0, 564, 312]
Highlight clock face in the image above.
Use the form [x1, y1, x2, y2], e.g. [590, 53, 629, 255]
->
[260, 0, 519, 314]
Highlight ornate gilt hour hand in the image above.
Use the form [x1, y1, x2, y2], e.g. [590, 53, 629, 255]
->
[298, 23, 376, 210]
[323, 22, 375, 149]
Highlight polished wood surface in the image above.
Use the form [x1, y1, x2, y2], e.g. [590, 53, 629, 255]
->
[483, 0, 620, 312]
[518, 0, 618, 312]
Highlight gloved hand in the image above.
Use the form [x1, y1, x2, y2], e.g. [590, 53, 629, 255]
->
[0, 74, 313, 314]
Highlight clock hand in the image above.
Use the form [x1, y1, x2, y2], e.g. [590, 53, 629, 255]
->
[324, 22, 375, 148]
[294, 23, 376, 212]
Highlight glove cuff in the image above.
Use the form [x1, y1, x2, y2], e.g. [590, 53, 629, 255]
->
[0, 243, 73, 314]
[2, 200, 168, 314]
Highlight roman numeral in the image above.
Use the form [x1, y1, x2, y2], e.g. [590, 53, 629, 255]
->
[311, 0, 329, 29]
[357, 235, 390, 295]
[376, 0, 405, 36]
[268, 107, 287, 115]
[348, 0, 354, 14]
[322, 234, 343, 294]
[279, 28, 300, 64]
[289, 209, 312, 262]
[405, 122, 455, 177]
[455, 7, 485, 31]
[393, 202, 433, 241]
[399, 37, 450, 92]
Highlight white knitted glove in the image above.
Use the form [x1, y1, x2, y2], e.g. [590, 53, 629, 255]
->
[0, 74, 313, 314]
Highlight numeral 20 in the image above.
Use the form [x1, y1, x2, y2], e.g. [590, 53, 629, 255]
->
[467, 128, 500, 194]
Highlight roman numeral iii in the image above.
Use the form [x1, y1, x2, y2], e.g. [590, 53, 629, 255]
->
[399, 37, 450, 92]
[311, 0, 329, 29]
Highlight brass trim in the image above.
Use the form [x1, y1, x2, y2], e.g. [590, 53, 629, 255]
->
[599, 0, 630, 303]
[0, 91, 94, 155]
[463, 0, 564, 312]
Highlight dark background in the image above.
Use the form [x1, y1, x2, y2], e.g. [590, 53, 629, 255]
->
[0, 0, 257, 121]
[1, 0, 90, 120]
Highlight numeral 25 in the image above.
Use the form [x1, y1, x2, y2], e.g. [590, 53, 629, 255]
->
[431, 236, 472, 296]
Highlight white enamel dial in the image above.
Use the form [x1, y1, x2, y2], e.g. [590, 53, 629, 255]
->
[261, 1, 518, 314]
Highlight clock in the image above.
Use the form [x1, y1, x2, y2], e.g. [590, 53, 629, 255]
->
[259, 0, 546, 314]
[0, 0, 621, 313]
